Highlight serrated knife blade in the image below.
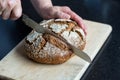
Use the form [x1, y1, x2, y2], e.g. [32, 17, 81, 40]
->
[22, 14, 91, 63]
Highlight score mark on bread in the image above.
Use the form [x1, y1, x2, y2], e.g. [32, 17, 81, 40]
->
[24, 19, 86, 64]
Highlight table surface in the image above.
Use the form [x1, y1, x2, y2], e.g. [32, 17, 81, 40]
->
[0, 0, 120, 80]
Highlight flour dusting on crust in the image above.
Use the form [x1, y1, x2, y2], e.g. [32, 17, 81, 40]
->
[40, 42, 68, 57]
[50, 23, 68, 33]
[24, 19, 86, 64]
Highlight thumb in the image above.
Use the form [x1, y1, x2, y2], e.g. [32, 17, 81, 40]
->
[55, 11, 70, 19]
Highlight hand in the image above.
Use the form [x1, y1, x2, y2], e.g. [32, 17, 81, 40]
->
[0, 0, 22, 20]
[39, 6, 87, 35]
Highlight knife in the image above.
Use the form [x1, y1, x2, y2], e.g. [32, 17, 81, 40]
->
[22, 14, 91, 63]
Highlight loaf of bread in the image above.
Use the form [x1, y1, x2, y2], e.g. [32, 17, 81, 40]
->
[24, 19, 86, 64]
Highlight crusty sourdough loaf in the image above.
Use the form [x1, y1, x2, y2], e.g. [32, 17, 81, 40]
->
[24, 19, 86, 64]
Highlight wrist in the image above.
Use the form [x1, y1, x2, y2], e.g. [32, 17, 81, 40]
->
[31, 0, 54, 19]
[31, 0, 53, 11]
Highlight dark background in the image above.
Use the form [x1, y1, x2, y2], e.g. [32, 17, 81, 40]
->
[0, 0, 120, 80]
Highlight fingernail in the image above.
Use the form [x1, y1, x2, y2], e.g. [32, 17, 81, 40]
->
[66, 15, 70, 19]
[61, 13, 70, 19]
[65, 15, 70, 19]
[84, 29, 87, 35]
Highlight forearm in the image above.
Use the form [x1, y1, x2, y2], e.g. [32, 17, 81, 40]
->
[30, 0, 87, 34]
[31, 0, 53, 10]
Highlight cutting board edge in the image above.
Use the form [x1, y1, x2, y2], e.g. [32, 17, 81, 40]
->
[0, 20, 113, 80]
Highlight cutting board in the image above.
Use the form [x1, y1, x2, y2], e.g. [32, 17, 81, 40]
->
[0, 20, 112, 80]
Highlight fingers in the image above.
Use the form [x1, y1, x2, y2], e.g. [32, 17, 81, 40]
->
[0, 0, 22, 20]
[10, 0, 22, 20]
[0, 0, 6, 15]
[44, 6, 70, 19]
[54, 11, 70, 19]
[69, 11, 87, 35]
[1, 0, 16, 20]
[61, 6, 87, 35]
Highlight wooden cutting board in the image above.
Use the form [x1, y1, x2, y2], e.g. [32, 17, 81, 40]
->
[0, 20, 112, 80]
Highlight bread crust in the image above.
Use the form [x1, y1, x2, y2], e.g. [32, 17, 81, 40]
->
[24, 19, 86, 64]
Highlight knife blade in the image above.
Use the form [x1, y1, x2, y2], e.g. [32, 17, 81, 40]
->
[22, 14, 91, 63]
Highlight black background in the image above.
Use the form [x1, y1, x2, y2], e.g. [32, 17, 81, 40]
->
[0, 0, 120, 80]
